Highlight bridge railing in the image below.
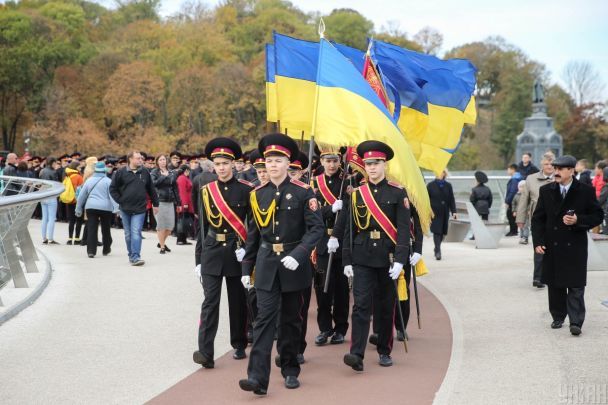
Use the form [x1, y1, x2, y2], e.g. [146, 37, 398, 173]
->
[0, 176, 64, 306]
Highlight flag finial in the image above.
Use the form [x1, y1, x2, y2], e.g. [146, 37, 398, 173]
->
[318, 18, 326, 38]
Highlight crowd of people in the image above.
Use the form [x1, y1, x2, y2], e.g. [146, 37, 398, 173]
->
[1, 139, 607, 394]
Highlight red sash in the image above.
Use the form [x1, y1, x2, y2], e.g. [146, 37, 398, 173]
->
[207, 181, 247, 242]
[316, 175, 338, 205]
[359, 183, 397, 244]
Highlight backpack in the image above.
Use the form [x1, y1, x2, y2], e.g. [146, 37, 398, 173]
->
[59, 175, 76, 203]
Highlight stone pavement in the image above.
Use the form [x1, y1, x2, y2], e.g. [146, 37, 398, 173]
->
[1, 220, 607, 404]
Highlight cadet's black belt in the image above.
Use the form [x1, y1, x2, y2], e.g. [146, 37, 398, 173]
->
[207, 230, 237, 242]
[260, 240, 301, 254]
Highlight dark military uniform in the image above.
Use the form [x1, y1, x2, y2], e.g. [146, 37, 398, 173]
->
[312, 169, 350, 341]
[193, 138, 251, 367]
[240, 135, 324, 393]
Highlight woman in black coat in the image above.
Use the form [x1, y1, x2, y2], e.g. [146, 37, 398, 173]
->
[470, 171, 492, 220]
[427, 170, 456, 260]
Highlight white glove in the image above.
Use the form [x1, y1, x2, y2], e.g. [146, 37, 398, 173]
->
[235, 248, 246, 262]
[409, 253, 422, 266]
[281, 256, 299, 271]
[194, 264, 201, 278]
[389, 262, 404, 280]
[327, 237, 339, 253]
[343, 265, 354, 278]
[241, 276, 252, 289]
[331, 199, 343, 213]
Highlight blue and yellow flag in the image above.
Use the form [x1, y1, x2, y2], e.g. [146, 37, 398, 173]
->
[313, 39, 432, 231]
[371, 40, 477, 174]
[265, 44, 277, 123]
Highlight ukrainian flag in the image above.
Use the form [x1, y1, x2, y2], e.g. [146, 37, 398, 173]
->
[313, 39, 432, 232]
[265, 44, 277, 123]
[371, 40, 477, 174]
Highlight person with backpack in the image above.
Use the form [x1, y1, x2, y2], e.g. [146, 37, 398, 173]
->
[61, 161, 84, 245]
[76, 162, 118, 258]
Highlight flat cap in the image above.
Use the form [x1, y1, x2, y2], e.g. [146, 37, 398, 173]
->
[552, 155, 576, 168]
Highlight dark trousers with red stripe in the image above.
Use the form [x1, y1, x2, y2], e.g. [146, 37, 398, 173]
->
[350, 264, 395, 359]
[247, 278, 305, 389]
[198, 274, 248, 359]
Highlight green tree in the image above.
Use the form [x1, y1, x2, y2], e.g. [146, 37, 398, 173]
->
[323, 8, 373, 50]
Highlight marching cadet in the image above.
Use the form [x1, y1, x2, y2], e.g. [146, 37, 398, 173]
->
[193, 137, 252, 369]
[249, 149, 268, 186]
[331, 140, 411, 371]
[288, 151, 309, 182]
[313, 148, 350, 346]
[239, 133, 324, 395]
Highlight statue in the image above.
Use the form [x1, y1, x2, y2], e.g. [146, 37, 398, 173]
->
[533, 79, 545, 103]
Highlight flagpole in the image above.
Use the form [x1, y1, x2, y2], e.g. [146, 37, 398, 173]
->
[307, 18, 326, 181]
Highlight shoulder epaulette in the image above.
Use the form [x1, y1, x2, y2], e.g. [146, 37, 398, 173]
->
[254, 181, 268, 191]
[238, 179, 254, 188]
[388, 181, 404, 189]
[290, 178, 310, 189]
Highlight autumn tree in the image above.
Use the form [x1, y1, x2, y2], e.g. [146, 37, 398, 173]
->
[413, 26, 443, 55]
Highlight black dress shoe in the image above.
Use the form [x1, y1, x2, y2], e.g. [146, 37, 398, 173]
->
[570, 325, 582, 336]
[396, 330, 406, 341]
[103, 249, 111, 256]
[330, 332, 345, 344]
[247, 329, 253, 344]
[193, 351, 214, 368]
[285, 376, 300, 389]
[379, 354, 393, 367]
[315, 330, 333, 345]
[88, 254, 95, 258]
[551, 320, 564, 329]
[343, 353, 364, 371]
[296, 353, 305, 364]
[435, 251, 441, 260]
[533, 280, 546, 288]
[368, 333, 378, 346]
[275, 354, 281, 368]
[233, 348, 246, 359]
[239, 379, 266, 395]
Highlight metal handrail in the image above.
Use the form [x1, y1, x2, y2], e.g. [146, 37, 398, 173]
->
[1, 176, 64, 306]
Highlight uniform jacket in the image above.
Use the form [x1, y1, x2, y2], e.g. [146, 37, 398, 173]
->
[196, 176, 253, 277]
[427, 180, 456, 235]
[241, 176, 324, 292]
[531, 178, 604, 287]
[339, 178, 411, 268]
[312, 170, 345, 257]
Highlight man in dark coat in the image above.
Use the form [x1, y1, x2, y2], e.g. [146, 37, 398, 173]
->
[427, 170, 456, 260]
[517, 152, 540, 179]
[532, 155, 604, 336]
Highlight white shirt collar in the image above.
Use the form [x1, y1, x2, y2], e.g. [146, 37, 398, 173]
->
[561, 180, 573, 194]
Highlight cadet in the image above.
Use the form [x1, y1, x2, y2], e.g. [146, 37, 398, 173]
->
[332, 140, 411, 371]
[314, 148, 350, 345]
[193, 137, 252, 369]
[239, 133, 324, 395]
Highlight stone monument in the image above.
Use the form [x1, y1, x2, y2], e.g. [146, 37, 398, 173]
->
[515, 80, 563, 165]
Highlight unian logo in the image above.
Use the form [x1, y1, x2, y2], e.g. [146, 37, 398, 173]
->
[559, 384, 607, 404]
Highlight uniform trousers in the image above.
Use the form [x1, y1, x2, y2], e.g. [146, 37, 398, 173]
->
[315, 254, 350, 335]
[350, 264, 395, 359]
[373, 262, 411, 334]
[247, 277, 305, 389]
[198, 274, 248, 359]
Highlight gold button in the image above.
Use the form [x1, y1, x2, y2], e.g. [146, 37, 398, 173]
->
[237, 203, 240, 207]
[328, 180, 332, 184]
[224, 229, 227, 232]
[276, 236, 280, 240]
[276, 252, 280, 256]
[287, 207, 291, 210]
[373, 242, 377, 246]
[222, 243, 227, 246]
[276, 192, 280, 196]
[275, 221, 279, 225]
[374, 189, 378, 193]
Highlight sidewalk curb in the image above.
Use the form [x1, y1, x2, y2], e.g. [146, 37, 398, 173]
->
[419, 278, 464, 405]
[0, 249, 53, 326]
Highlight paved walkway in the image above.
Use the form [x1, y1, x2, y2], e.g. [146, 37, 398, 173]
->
[1, 220, 607, 404]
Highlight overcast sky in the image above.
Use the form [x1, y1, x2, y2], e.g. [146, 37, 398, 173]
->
[97, 0, 608, 100]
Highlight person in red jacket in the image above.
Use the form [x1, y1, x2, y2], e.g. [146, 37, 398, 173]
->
[176, 165, 194, 245]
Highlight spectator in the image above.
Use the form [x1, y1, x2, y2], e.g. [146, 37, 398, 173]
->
[531, 155, 604, 336]
[15, 161, 33, 178]
[575, 159, 593, 186]
[427, 169, 456, 260]
[65, 161, 84, 245]
[516, 151, 556, 288]
[591, 160, 606, 199]
[39, 157, 60, 245]
[76, 162, 118, 258]
[517, 152, 539, 179]
[470, 171, 492, 220]
[2, 153, 18, 176]
[599, 167, 608, 235]
[505, 163, 522, 236]
[191, 159, 217, 214]
[151, 155, 180, 254]
[176, 164, 194, 245]
[110, 151, 159, 266]
[80, 156, 99, 246]
[511, 180, 529, 244]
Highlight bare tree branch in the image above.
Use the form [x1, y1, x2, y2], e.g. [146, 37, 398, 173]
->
[562, 60, 606, 105]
